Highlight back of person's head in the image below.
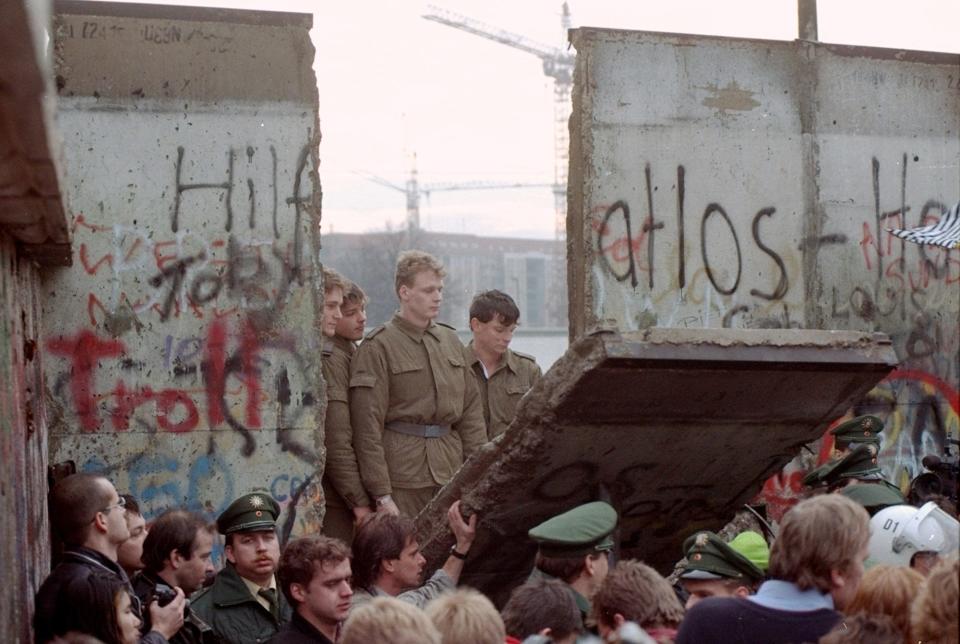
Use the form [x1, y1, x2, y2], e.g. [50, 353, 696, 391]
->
[818, 613, 902, 644]
[501, 577, 581, 641]
[469, 290, 520, 325]
[341, 596, 441, 644]
[534, 554, 588, 584]
[352, 512, 416, 590]
[910, 559, 959, 644]
[50, 473, 112, 546]
[591, 560, 684, 631]
[278, 535, 351, 606]
[769, 494, 870, 593]
[395, 250, 445, 295]
[846, 565, 923, 638]
[425, 588, 505, 644]
[141, 509, 211, 573]
[53, 571, 130, 644]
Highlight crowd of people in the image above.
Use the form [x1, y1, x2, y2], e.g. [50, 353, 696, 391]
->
[34, 250, 960, 644]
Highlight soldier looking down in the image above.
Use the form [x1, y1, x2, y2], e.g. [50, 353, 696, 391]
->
[464, 290, 541, 440]
[349, 250, 486, 518]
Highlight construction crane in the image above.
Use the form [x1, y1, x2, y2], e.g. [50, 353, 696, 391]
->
[422, 3, 574, 242]
[358, 154, 553, 232]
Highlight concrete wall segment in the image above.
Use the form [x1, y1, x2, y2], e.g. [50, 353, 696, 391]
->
[568, 27, 959, 510]
[0, 232, 51, 642]
[46, 1, 325, 538]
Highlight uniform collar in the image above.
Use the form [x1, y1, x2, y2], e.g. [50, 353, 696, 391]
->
[391, 313, 440, 342]
[332, 334, 356, 355]
[212, 562, 276, 608]
[466, 340, 515, 376]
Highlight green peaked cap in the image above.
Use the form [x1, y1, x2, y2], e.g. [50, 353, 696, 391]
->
[680, 531, 765, 583]
[529, 501, 618, 559]
[216, 492, 280, 535]
[819, 443, 883, 487]
[831, 415, 883, 447]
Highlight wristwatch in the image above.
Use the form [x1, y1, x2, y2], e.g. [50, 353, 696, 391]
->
[449, 545, 468, 560]
[375, 494, 394, 508]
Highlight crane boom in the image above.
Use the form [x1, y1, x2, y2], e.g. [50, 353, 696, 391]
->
[422, 4, 573, 81]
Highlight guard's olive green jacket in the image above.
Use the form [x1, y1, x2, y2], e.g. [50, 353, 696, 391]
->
[349, 314, 487, 496]
[321, 335, 371, 510]
[190, 564, 290, 644]
[464, 341, 542, 439]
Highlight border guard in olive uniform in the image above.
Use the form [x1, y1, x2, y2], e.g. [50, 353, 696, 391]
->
[319, 270, 372, 543]
[464, 290, 542, 440]
[350, 250, 487, 517]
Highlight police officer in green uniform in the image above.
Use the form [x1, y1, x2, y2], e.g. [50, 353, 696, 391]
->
[804, 443, 905, 516]
[679, 531, 767, 610]
[192, 493, 291, 644]
[830, 415, 884, 457]
[528, 501, 618, 631]
[803, 415, 886, 491]
[350, 251, 487, 518]
[464, 290, 542, 440]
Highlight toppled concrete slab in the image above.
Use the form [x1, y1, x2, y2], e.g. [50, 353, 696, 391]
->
[416, 328, 898, 603]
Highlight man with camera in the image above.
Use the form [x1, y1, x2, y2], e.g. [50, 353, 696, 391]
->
[132, 509, 219, 644]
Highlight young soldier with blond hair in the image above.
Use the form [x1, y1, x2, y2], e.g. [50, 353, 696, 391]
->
[349, 250, 486, 517]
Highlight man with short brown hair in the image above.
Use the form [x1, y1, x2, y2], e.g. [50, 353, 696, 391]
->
[591, 560, 685, 642]
[133, 509, 217, 644]
[274, 535, 353, 644]
[676, 494, 871, 644]
[350, 250, 486, 517]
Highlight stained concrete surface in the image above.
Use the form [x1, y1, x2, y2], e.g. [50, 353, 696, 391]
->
[416, 328, 898, 603]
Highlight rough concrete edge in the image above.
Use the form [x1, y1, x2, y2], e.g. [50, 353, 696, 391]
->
[572, 25, 960, 62]
[54, 0, 312, 28]
[567, 29, 593, 342]
[289, 22, 326, 542]
[617, 327, 897, 351]
[415, 331, 613, 569]
[796, 39, 823, 332]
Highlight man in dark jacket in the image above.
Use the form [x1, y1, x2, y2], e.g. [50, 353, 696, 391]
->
[192, 493, 291, 644]
[271, 536, 353, 643]
[133, 509, 219, 644]
[34, 472, 185, 643]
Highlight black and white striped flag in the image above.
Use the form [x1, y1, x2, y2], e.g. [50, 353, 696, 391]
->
[886, 202, 960, 249]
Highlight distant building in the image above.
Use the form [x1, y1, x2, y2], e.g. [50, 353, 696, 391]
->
[320, 230, 567, 330]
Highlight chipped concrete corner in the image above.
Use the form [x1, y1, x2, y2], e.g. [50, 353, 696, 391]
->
[418, 328, 897, 601]
[45, 1, 325, 538]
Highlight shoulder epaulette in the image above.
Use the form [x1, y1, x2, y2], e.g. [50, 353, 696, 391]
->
[513, 350, 538, 363]
[364, 325, 386, 341]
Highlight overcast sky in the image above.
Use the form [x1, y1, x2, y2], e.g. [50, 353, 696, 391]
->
[87, 0, 960, 238]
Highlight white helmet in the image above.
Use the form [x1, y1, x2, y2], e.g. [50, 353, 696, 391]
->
[867, 502, 959, 568]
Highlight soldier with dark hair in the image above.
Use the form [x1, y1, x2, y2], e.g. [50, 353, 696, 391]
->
[465, 290, 541, 439]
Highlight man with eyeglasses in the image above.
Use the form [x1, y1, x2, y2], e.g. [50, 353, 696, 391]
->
[34, 472, 186, 643]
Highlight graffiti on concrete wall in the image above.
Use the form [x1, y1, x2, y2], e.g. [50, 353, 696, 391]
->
[46, 134, 323, 532]
[590, 153, 958, 518]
